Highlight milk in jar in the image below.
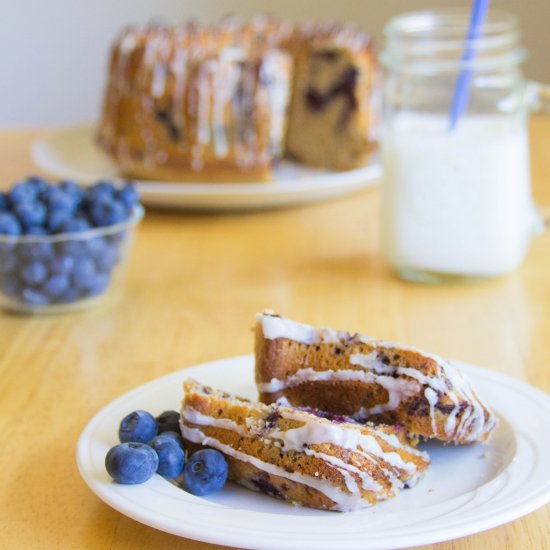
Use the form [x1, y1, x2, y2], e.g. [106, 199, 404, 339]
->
[380, 10, 542, 281]
[381, 112, 535, 278]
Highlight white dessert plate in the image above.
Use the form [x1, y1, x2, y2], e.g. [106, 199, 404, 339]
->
[76, 355, 550, 550]
[32, 125, 381, 211]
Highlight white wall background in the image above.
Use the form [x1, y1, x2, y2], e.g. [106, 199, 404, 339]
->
[2, 0, 548, 127]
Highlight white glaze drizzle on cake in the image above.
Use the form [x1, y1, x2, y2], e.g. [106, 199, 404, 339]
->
[98, 20, 294, 174]
[181, 400, 428, 512]
[257, 312, 497, 443]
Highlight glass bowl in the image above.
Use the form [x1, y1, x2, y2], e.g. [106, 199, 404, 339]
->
[0, 205, 144, 314]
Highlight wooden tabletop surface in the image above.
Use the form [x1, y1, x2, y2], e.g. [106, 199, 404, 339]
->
[1, 118, 549, 549]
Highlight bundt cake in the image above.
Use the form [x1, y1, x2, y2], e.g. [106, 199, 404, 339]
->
[255, 312, 497, 444]
[97, 17, 377, 182]
[180, 379, 430, 512]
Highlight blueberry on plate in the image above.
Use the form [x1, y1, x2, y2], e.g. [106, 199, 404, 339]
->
[183, 449, 228, 496]
[105, 442, 159, 485]
[155, 430, 185, 450]
[119, 410, 158, 443]
[155, 410, 181, 434]
[148, 435, 185, 478]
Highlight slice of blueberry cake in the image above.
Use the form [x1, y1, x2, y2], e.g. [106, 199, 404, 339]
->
[255, 312, 497, 444]
[180, 378, 430, 512]
[284, 22, 378, 170]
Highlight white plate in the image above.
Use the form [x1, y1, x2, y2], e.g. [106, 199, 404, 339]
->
[76, 355, 550, 550]
[32, 125, 381, 211]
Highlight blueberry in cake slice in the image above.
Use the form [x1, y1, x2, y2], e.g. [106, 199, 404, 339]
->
[180, 379, 429, 512]
[255, 312, 497, 444]
[283, 22, 378, 171]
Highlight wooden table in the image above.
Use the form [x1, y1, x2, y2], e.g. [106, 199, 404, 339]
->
[1, 119, 549, 550]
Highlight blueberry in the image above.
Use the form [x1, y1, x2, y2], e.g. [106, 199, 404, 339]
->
[43, 273, 70, 297]
[26, 176, 50, 195]
[86, 236, 108, 258]
[72, 257, 96, 289]
[9, 181, 39, 204]
[17, 241, 54, 261]
[80, 272, 110, 298]
[58, 286, 82, 304]
[25, 226, 48, 236]
[105, 442, 159, 485]
[156, 430, 185, 450]
[148, 435, 185, 478]
[20, 261, 48, 285]
[14, 200, 47, 228]
[118, 184, 140, 210]
[49, 254, 75, 275]
[59, 180, 85, 206]
[0, 193, 7, 210]
[46, 206, 74, 233]
[88, 181, 116, 203]
[95, 248, 119, 273]
[183, 449, 228, 496]
[21, 287, 49, 306]
[60, 217, 91, 233]
[90, 199, 127, 227]
[43, 187, 76, 210]
[0, 213, 22, 236]
[119, 410, 158, 443]
[155, 411, 181, 434]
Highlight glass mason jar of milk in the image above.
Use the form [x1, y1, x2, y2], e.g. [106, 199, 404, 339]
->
[380, 9, 546, 283]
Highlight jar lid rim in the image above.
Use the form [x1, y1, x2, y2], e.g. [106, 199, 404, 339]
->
[384, 8, 519, 38]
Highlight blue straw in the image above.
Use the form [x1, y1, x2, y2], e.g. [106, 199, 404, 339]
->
[449, 0, 490, 130]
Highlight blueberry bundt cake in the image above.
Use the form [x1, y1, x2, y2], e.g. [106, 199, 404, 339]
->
[180, 379, 430, 512]
[97, 17, 377, 182]
[255, 312, 497, 444]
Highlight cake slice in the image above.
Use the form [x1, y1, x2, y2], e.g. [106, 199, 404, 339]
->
[180, 379, 430, 512]
[255, 312, 497, 444]
[283, 22, 378, 170]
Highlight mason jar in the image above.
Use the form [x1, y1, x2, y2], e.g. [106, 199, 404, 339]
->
[380, 9, 547, 283]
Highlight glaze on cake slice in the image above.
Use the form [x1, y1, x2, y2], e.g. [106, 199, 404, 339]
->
[180, 379, 429, 512]
[255, 312, 497, 444]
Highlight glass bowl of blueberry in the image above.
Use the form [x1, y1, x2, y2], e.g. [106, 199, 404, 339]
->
[0, 177, 144, 313]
